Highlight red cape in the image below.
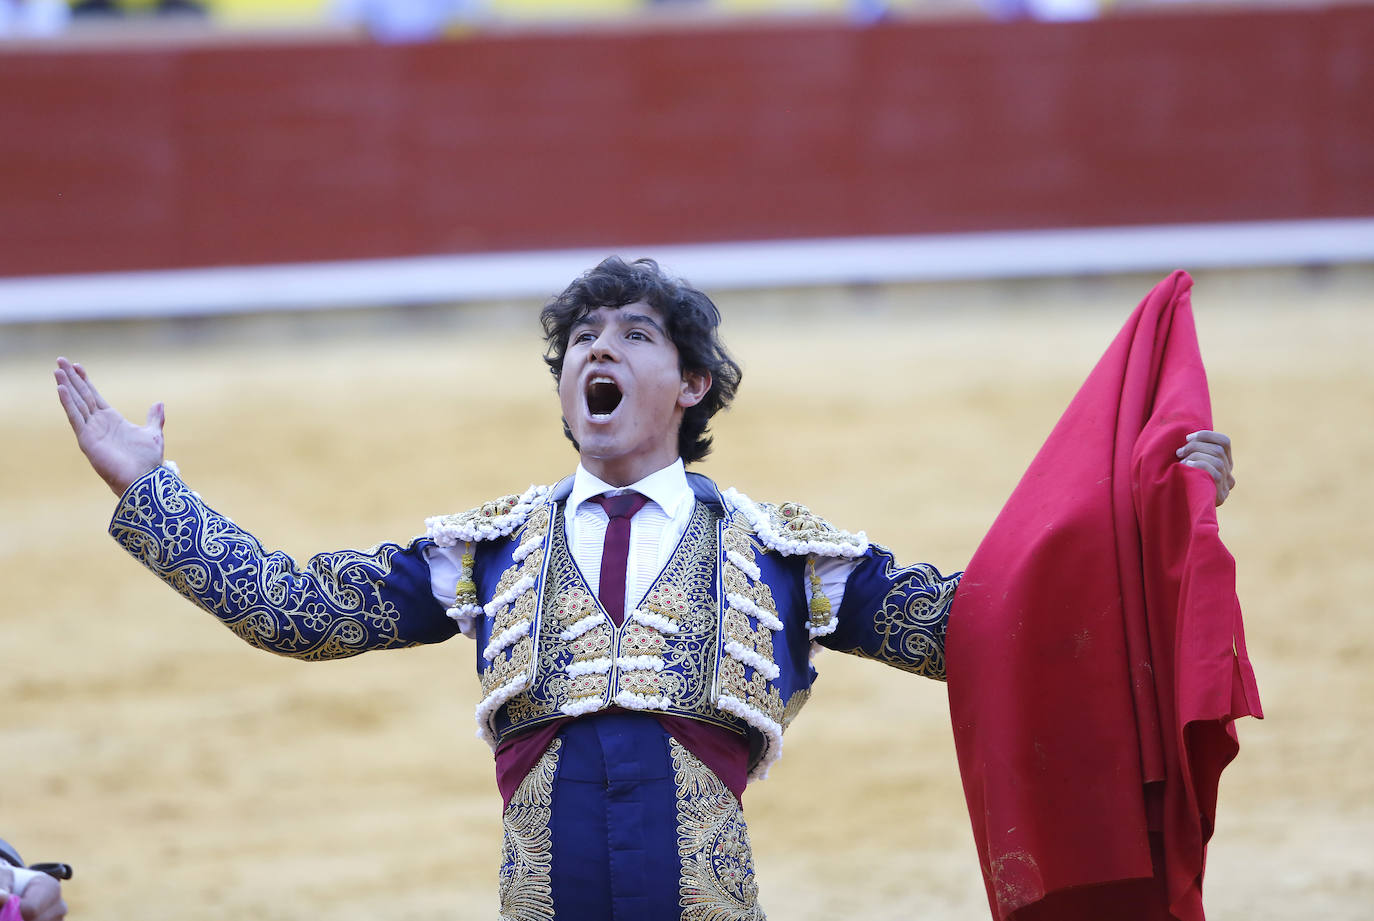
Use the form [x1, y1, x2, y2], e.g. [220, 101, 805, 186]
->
[947, 271, 1262, 921]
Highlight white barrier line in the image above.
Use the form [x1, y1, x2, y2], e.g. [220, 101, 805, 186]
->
[2, 218, 1372, 324]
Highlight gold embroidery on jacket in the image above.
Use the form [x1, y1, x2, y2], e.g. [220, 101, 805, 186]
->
[717, 656, 784, 725]
[498, 737, 561, 921]
[482, 636, 534, 698]
[109, 466, 416, 661]
[672, 739, 765, 921]
[494, 501, 738, 738]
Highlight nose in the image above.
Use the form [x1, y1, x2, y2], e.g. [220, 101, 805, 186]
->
[589, 328, 620, 361]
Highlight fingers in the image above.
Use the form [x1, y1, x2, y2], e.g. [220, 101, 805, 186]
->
[1185, 430, 1232, 464]
[67, 358, 110, 411]
[1176, 439, 1229, 465]
[1177, 429, 1236, 507]
[19, 876, 66, 921]
[1181, 454, 1234, 506]
[145, 401, 165, 430]
[54, 366, 91, 430]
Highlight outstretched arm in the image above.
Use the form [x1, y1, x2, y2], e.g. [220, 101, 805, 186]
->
[57, 360, 457, 660]
[814, 430, 1236, 678]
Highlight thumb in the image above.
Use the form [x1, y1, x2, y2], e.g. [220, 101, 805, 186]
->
[146, 401, 165, 430]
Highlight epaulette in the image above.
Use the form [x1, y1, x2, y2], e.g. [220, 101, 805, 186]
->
[720, 488, 868, 558]
[425, 484, 553, 546]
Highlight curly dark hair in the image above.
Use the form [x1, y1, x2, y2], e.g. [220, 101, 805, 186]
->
[540, 256, 743, 465]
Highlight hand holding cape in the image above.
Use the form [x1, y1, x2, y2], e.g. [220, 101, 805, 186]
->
[948, 271, 1262, 921]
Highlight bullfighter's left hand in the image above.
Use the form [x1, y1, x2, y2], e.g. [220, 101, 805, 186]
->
[1177, 430, 1235, 506]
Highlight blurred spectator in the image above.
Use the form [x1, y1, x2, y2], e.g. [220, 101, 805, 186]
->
[0, 0, 70, 36]
[981, 0, 1101, 19]
[70, 0, 207, 18]
[332, 0, 483, 42]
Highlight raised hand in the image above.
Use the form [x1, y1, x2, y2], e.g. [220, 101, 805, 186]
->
[55, 357, 165, 497]
[1176, 430, 1235, 507]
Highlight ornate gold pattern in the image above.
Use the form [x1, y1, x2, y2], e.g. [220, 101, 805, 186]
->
[552, 587, 598, 630]
[110, 466, 420, 661]
[830, 552, 956, 681]
[761, 501, 863, 553]
[717, 656, 784, 726]
[720, 527, 757, 559]
[492, 501, 742, 741]
[482, 636, 534, 697]
[723, 610, 771, 661]
[498, 736, 561, 921]
[523, 506, 552, 540]
[640, 582, 693, 630]
[622, 619, 668, 657]
[749, 579, 779, 624]
[780, 688, 810, 730]
[635, 503, 722, 714]
[672, 739, 765, 921]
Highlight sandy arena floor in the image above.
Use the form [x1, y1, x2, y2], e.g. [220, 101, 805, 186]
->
[1, 266, 1370, 920]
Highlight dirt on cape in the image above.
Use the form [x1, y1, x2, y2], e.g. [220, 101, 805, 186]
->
[1, 266, 1370, 920]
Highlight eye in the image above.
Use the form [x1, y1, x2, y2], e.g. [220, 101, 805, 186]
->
[626, 329, 650, 341]
[572, 331, 596, 344]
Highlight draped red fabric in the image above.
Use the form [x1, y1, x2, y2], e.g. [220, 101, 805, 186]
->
[947, 271, 1263, 921]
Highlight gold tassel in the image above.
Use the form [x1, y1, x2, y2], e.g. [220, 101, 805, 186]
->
[454, 541, 478, 608]
[807, 556, 831, 623]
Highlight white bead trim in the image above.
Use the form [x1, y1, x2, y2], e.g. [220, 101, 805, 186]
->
[721, 487, 868, 558]
[511, 534, 544, 563]
[723, 640, 781, 680]
[473, 672, 529, 750]
[615, 655, 665, 673]
[628, 608, 680, 635]
[716, 693, 784, 782]
[807, 615, 839, 639]
[725, 549, 761, 580]
[726, 591, 784, 632]
[481, 619, 531, 661]
[559, 612, 606, 642]
[566, 656, 613, 677]
[425, 483, 552, 546]
[559, 697, 604, 717]
[445, 603, 483, 638]
[612, 690, 673, 711]
[483, 573, 536, 619]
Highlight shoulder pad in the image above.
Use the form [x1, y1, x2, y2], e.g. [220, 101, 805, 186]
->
[720, 488, 868, 558]
[425, 484, 554, 546]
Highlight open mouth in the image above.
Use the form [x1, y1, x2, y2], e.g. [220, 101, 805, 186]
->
[586, 377, 623, 419]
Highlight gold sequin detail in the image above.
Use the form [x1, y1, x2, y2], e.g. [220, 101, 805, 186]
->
[673, 739, 766, 921]
[718, 656, 784, 726]
[482, 636, 534, 698]
[498, 737, 560, 921]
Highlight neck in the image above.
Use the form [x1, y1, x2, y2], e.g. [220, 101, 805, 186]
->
[581, 452, 680, 488]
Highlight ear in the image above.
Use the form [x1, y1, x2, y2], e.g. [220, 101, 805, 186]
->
[678, 369, 711, 409]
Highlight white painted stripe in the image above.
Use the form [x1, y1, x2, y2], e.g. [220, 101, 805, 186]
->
[3, 218, 1371, 324]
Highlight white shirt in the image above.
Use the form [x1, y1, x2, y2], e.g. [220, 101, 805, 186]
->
[562, 460, 697, 615]
[427, 460, 857, 634]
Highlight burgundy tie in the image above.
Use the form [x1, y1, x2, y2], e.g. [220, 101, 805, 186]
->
[592, 492, 649, 626]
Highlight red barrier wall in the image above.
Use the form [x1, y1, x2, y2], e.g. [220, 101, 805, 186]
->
[2, 7, 1372, 277]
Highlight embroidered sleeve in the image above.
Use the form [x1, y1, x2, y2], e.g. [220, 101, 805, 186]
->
[816, 544, 961, 681]
[108, 464, 457, 660]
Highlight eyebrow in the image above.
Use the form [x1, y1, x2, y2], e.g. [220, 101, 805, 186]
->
[620, 312, 665, 335]
[570, 310, 665, 335]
